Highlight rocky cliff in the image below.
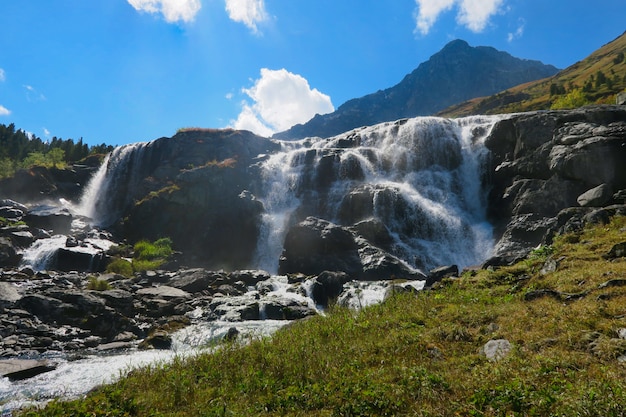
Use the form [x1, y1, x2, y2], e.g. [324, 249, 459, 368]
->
[485, 105, 626, 264]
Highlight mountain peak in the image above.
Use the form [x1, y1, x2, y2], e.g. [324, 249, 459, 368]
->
[273, 42, 559, 140]
[441, 39, 471, 51]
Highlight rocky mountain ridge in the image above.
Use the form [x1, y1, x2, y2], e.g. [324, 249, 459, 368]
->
[274, 39, 559, 140]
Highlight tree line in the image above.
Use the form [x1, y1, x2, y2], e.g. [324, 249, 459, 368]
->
[0, 123, 114, 178]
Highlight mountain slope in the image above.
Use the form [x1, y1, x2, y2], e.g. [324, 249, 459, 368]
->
[274, 40, 559, 139]
[439, 31, 626, 117]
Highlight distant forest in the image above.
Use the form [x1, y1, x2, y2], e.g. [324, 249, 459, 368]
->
[0, 123, 114, 178]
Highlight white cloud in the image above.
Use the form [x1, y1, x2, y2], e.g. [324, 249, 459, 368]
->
[507, 18, 525, 42]
[127, 0, 201, 23]
[23, 85, 46, 102]
[231, 68, 334, 136]
[0, 68, 5, 82]
[43, 128, 51, 137]
[414, 0, 456, 35]
[0, 105, 10, 116]
[457, 0, 504, 32]
[415, 0, 505, 34]
[225, 0, 268, 33]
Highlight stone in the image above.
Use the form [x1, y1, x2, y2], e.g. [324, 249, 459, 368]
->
[427, 265, 459, 286]
[262, 297, 317, 320]
[604, 242, 626, 259]
[0, 282, 22, 305]
[0, 237, 20, 267]
[577, 184, 614, 207]
[10, 230, 34, 247]
[309, 271, 350, 307]
[140, 330, 172, 350]
[23, 205, 73, 234]
[0, 359, 56, 381]
[228, 270, 271, 286]
[482, 339, 512, 361]
[97, 341, 134, 351]
[279, 217, 362, 276]
[136, 286, 191, 299]
[169, 268, 215, 293]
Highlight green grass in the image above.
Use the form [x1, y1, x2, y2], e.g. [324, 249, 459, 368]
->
[86, 276, 112, 291]
[19, 216, 626, 416]
[106, 238, 174, 276]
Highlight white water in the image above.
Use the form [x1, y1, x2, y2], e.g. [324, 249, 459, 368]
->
[0, 319, 289, 413]
[19, 236, 67, 271]
[77, 142, 149, 226]
[254, 116, 500, 273]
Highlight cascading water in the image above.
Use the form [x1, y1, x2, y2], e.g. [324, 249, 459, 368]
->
[77, 142, 149, 226]
[254, 116, 500, 273]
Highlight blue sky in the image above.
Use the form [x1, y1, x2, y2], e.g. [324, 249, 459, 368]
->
[0, 1, 624, 146]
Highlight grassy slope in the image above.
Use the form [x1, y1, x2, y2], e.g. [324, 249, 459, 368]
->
[19, 216, 626, 416]
[439, 31, 626, 117]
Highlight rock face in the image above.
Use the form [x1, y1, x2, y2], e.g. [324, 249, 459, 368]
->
[0, 164, 97, 203]
[485, 106, 626, 264]
[89, 129, 279, 270]
[278, 217, 426, 281]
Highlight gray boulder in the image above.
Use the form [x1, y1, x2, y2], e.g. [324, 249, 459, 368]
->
[0, 359, 56, 381]
[577, 183, 614, 207]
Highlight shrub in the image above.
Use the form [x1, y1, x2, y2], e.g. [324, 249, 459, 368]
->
[551, 88, 590, 109]
[106, 258, 134, 278]
[134, 238, 173, 261]
[87, 276, 112, 291]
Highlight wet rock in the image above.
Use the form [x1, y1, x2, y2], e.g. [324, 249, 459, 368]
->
[262, 297, 317, 320]
[224, 327, 239, 341]
[97, 341, 134, 351]
[96, 289, 135, 316]
[228, 270, 271, 286]
[279, 217, 361, 276]
[140, 330, 172, 350]
[309, 271, 350, 307]
[23, 205, 73, 235]
[383, 284, 420, 301]
[0, 359, 56, 381]
[10, 230, 34, 247]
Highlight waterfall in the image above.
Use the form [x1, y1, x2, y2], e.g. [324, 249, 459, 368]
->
[254, 116, 501, 273]
[77, 142, 149, 226]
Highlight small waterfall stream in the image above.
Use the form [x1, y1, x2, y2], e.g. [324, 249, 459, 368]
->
[77, 142, 149, 226]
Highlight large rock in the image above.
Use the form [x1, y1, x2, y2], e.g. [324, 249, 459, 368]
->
[486, 107, 626, 264]
[577, 183, 614, 207]
[309, 271, 351, 307]
[0, 236, 20, 267]
[23, 205, 73, 234]
[279, 217, 426, 280]
[0, 359, 56, 381]
[279, 217, 361, 276]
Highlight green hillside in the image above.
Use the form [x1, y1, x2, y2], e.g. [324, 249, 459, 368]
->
[21, 215, 626, 416]
[440, 31, 626, 117]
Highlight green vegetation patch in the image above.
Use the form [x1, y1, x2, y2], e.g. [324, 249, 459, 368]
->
[106, 238, 174, 277]
[21, 216, 626, 416]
